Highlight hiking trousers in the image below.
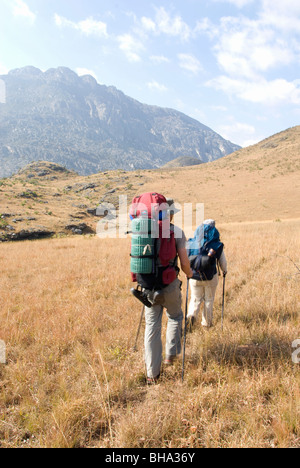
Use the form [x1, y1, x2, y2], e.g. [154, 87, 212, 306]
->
[187, 274, 219, 327]
[144, 279, 183, 379]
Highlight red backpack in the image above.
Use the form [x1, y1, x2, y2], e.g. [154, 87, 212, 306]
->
[129, 192, 178, 290]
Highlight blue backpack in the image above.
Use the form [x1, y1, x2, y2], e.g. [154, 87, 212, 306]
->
[187, 221, 224, 281]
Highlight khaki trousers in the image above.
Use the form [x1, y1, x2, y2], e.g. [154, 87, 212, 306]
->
[187, 274, 219, 327]
[144, 279, 183, 379]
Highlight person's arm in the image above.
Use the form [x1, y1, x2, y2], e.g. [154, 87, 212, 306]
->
[178, 247, 193, 278]
[219, 251, 227, 276]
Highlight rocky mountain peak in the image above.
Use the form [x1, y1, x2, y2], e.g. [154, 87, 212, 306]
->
[0, 66, 241, 178]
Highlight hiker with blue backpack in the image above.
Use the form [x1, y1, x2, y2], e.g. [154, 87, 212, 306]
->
[187, 220, 227, 330]
[129, 193, 193, 384]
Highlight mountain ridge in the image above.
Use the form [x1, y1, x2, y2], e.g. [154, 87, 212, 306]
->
[0, 66, 240, 178]
[0, 125, 299, 242]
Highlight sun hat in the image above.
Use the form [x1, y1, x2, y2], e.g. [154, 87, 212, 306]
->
[166, 198, 181, 214]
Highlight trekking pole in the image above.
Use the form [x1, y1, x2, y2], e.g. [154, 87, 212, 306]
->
[182, 279, 190, 382]
[221, 273, 226, 331]
[133, 305, 145, 352]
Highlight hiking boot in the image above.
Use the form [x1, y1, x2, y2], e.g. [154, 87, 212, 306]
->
[164, 356, 176, 366]
[186, 316, 196, 333]
[131, 288, 152, 308]
[147, 374, 160, 385]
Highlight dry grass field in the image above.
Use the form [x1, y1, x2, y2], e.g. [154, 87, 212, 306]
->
[0, 219, 299, 448]
[0, 126, 300, 448]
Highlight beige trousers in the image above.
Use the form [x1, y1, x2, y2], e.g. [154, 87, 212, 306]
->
[144, 279, 183, 379]
[187, 274, 219, 327]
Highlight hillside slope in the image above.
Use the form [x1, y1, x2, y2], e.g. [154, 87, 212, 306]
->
[0, 66, 240, 178]
[0, 126, 299, 241]
[162, 156, 204, 168]
[141, 126, 300, 225]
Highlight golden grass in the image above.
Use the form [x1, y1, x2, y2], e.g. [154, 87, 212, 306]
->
[0, 219, 299, 448]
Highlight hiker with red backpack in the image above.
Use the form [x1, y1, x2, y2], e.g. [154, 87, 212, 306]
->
[186, 219, 227, 330]
[129, 193, 193, 384]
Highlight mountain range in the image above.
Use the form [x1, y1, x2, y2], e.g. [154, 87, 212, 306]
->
[0, 125, 299, 242]
[0, 66, 240, 178]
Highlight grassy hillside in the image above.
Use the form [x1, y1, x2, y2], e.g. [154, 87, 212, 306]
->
[162, 156, 203, 168]
[1, 126, 299, 243]
[0, 161, 145, 241]
[141, 126, 300, 224]
[0, 126, 299, 448]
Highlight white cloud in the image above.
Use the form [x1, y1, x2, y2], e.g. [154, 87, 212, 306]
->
[178, 54, 202, 75]
[54, 14, 108, 38]
[76, 68, 98, 81]
[140, 7, 191, 42]
[150, 55, 170, 64]
[13, 0, 36, 23]
[194, 18, 219, 39]
[214, 16, 295, 79]
[117, 34, 144, 62]
[217, 121, 258, 147]
[210, 105, 228, 112]
[54, 14, 72, 28]
[213, 0, 254, 7]
[141, 16, 156, 32]
[260, 0, 300, 32]
[207, 76, 300, 105]
[197, 0, 300, 87]
[77, 18, 108, 37]
[199, 3, 300, 112]
[262, 0, 300, 17]
[156, 7, 191, 41]
[147, 81, 168, 92]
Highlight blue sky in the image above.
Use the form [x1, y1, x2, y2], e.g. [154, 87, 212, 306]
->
[0, 0, 300, 147]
